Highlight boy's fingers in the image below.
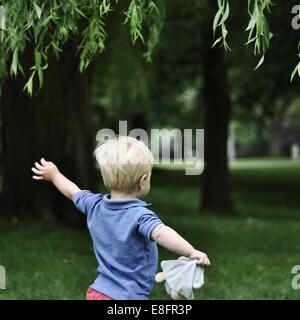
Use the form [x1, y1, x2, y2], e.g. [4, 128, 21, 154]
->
[35, 162, 44, 170]
[32, 167, 42, 175]
[32, 175, 43, 180]
[196, 257, 210, 266]
[40, 158, 47, 165]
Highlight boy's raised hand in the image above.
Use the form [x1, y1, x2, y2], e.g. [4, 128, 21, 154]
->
[31, 158, 80, 199]
[32, 158, 59, 182]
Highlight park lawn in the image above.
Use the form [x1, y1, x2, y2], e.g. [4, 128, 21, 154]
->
[0, 159, 300, 300]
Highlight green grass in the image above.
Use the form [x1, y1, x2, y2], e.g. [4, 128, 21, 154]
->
[1, 159, 300, 299]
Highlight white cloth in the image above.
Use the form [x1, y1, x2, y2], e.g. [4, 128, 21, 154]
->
[160, 257, 205, 300]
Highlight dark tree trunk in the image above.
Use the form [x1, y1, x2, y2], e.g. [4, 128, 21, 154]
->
[200, 2, 234, 215]
[269, 124, 281, 157]
[0, 41, 97, 226]
[268, 101, 287, 157]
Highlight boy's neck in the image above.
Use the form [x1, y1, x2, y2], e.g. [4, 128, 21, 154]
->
[110, 191, 138, 200]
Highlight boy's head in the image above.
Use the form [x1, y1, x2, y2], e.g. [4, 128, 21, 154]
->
[94, 136, 154, 198]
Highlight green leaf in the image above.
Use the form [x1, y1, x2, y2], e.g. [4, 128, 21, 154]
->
[52, 42, 63, 53]
[23, 71, 36, 96]
[33, 2, 42, 19]
[0, 5, 6, 30]
[34, 49, 42, 69]
[221, 1, 230, 25]
[291, 61, 300, 82]
[212, 0, 231, 51]
[213, 8, 223, 35]
[41, 15, 52, 27]
[10, 49, 18, 77]
[246, 15, 256, 31]
[74, 7, 87, 18]
[212, 37, 223, 48]
[254, 55, 264, 70]
[37, 68, 44, 88]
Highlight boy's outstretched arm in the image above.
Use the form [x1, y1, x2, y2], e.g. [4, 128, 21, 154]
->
[151, 224, 210, 266]
[31, 158, 80, 200]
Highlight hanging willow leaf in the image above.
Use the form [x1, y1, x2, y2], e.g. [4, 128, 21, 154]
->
[212, 37, 223, 48]
[10, 49, 18, 77]
[33, 2, 42, 19]
[245, 0, 273, 70]
[254, 54, 264, 70]
[213, 6, 223, 36]
[23, 71, 36, 97]
[143, 0, 165, 62]
[0, 5, 6, 30]
[291, 48, 300, 82]
[212, 0, 231, 51]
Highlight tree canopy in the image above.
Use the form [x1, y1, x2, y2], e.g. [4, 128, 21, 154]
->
[1, 0, 300, 97]
[0, 0, 163, 95]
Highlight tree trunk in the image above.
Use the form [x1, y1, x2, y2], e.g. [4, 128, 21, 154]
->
[200, 3, 234, 215]
[268, 101, 287, 157]
[0, 41, 97, 226]
[269, 124, 281, 157]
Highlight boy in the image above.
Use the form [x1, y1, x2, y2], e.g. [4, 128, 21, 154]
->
[32, 136, 210, 300]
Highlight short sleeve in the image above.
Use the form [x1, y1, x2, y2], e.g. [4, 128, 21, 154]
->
[73, 190, 103, 215]
[137, 210, 164, 241]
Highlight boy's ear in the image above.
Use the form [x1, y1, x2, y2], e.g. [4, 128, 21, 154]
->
[139, 174, 148, 189]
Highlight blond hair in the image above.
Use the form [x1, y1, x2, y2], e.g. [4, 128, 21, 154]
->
[94, 136, 154, 194]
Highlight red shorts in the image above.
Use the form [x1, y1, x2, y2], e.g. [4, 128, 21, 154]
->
[86, 287, 113, 300]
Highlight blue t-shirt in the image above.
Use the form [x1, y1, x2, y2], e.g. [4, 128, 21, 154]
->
[73, 190, 163, 300]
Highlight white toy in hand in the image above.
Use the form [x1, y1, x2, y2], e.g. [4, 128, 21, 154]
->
[155, 256, 205, 300]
